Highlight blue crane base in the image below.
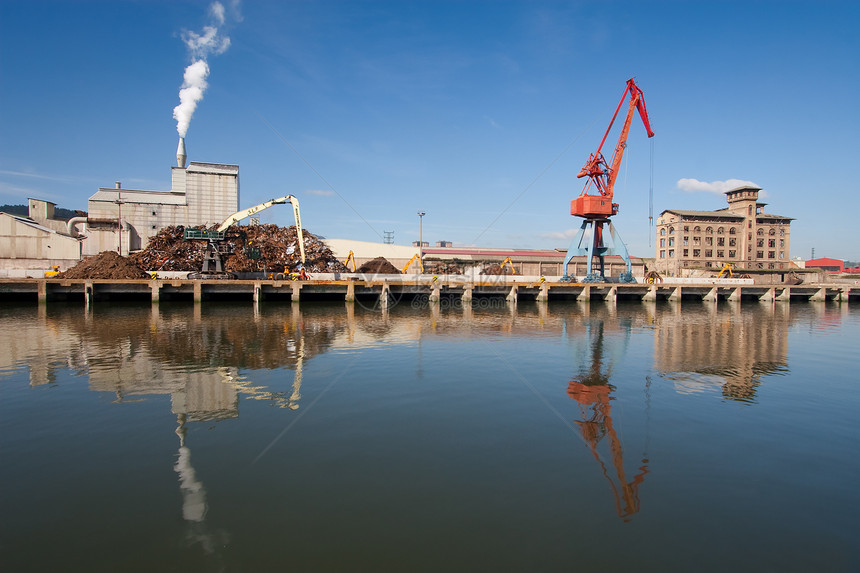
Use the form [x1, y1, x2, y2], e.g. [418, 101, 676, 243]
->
[560, 219, 635, 283]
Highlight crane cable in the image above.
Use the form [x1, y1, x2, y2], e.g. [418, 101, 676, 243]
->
[648, 138, 655, 247]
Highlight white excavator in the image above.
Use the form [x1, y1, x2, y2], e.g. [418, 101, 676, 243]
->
[186, 195, 306, 279]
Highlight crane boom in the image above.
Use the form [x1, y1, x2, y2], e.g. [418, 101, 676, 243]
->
[216, 195, 306, 264]
[572, 78, 654, 219]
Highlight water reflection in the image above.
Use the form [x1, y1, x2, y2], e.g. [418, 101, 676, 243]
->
[0, 301, 856, 572]
[652, 303, 791, 402]
[567, 319, 649, 521]
[0, 302, 827, 408]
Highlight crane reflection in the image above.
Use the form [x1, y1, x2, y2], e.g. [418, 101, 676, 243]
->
[567, 319, 649, 521]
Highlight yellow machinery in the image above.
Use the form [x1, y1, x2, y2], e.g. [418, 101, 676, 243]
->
[217, 195, 306, 264]
[402, 253, 424, 274]
[344, 251, 357, 272]
[500, 257, 517, 275]
[716, 263, 734, 278]
[187, 195, 306, 279]
[44, 266, 60, 278]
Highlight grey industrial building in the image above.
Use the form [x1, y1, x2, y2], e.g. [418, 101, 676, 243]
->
[78, 155, 239, 256]
[1, 146, 239, 272]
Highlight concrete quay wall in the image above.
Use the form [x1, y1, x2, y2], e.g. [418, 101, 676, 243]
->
[1, 276, 858, 305]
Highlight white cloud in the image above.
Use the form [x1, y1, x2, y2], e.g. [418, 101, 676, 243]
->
[540, 228, 579, 241]
[677, 178, 760, 194]
[305, 189, 335, 197]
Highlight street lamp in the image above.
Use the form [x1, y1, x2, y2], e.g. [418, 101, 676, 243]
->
[418, 211, 425, 259]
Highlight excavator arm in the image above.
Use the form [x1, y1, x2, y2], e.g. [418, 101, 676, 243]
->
[216, 195, 306, 264]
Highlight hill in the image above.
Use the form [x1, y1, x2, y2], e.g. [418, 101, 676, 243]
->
[0, 204, 82, 221]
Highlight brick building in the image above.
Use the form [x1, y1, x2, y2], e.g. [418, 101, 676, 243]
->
[655, 186, 793, 276]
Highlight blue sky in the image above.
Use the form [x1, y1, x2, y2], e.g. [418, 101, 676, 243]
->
[1, 0, 858, 260]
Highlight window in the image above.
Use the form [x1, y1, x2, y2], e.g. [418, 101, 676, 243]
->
[748, 206, 753, 216]
[717, 237, 725, 246]
[660, 238, 666, 247]
[669, 227, 675, 234]
[757, 228, 764, 236]
[693, 237, 701, 246]
[729, 250, 736, 258]
[694, 226, 701, 232]
[748, 221, 752, 228]
[669, 249, 675, 258]
[780, 251, 785, 259]
[705, 237, 713, 246]
[757, 239, 764, 247]
[706, 226, 713, 234]
[683, 226, 689, 232]
[729, 238, 736, 247]
[749, 233, 753, 241]
[705, 249, 713, 258]
[660, 250, 666, 258]
[717, 250, 724, 258]
[779, 239, 785, 248]
[717, 227, 725, 234]
[769, 228, 776, 236]
[683, 249, 689, 257]
[669, 238, 675, 247]
[693, 249, 701, 257]
[768, 239, 775, 248]
[683, 236, 689, 246]
[757, 251, 764, 258]
[779, 228, 785, 236]
[660, 228, 666, 236]
[769, 263, 775, 269]
[768, 251, 775, 259]
[729, 228, 736, 235]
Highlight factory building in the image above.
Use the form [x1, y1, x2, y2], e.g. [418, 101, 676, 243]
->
[0, 205, 82, 272]
[79, 146, 239, 255]
[655, 186, 793, 276]
[1, 142, 239, 272]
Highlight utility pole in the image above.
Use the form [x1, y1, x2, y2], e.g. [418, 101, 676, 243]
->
[384, 230, 394, 245]
[418, 211, 425, 259]
[115, 191, 124, 255]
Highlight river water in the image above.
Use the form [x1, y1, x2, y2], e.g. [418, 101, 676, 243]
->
[0, 299, 857, 572]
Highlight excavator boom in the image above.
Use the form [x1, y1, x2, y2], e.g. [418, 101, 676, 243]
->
[216, 195, 306, 264]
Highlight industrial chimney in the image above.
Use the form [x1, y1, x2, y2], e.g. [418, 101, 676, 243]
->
[176, 137, 187, 168]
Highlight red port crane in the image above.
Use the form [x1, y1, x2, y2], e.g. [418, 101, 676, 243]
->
[562, 78, 655, 282]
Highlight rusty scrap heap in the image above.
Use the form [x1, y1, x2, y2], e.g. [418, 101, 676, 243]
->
[131, 224, 348, 273]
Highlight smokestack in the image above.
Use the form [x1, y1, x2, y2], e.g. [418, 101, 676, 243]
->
[177, 137, 187, 168]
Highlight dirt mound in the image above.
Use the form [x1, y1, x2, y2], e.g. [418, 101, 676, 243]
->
[56, 251, 149, 279]
[130, 224, 349, 274]
[356, 257, 401, 274]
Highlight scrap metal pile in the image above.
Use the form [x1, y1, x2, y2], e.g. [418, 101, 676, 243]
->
[425, 261, 463, 275]
[130, 224, 349, 273]
[480, 264, 510, 275]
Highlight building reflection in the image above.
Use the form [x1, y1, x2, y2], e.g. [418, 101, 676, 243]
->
[567, 319, 649, 521]
[652, 304, 790, 402]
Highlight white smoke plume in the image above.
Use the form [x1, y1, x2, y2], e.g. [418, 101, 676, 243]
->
[172, 2, 238, 138]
